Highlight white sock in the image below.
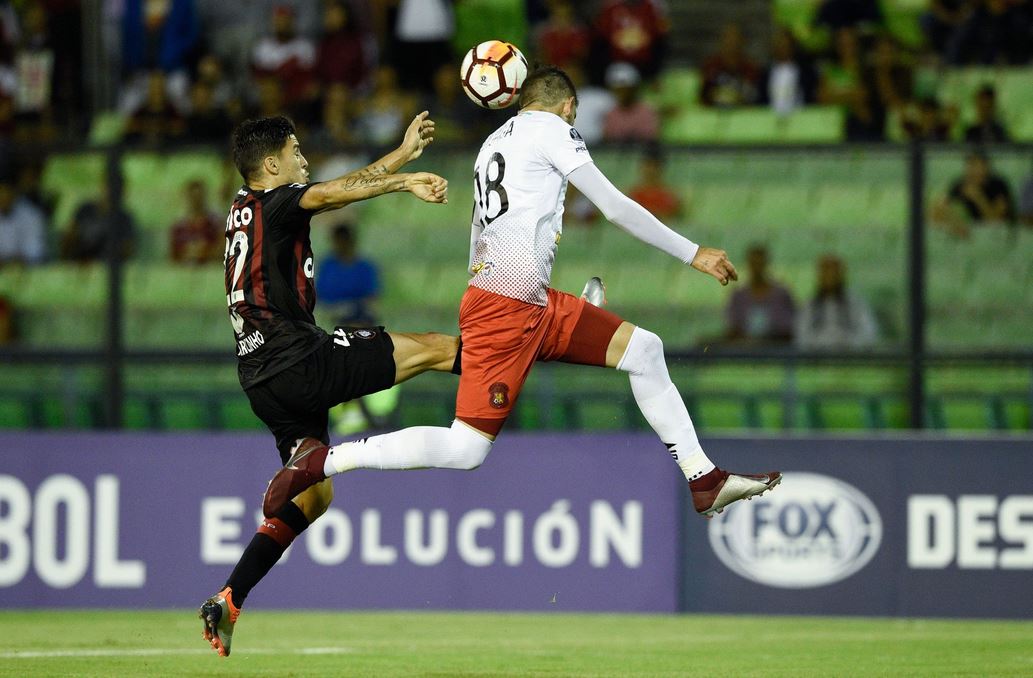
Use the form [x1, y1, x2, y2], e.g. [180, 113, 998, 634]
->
[323, 420, 493, 475]
[616, 327, 715, 481]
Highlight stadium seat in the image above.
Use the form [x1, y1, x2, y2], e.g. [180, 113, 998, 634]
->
[754, 184, 813, 229]
[809, 184, 874, 227]
[88, 112, 126, 146]
[721, 109, 782, 144]
[881, 0, 927, 48]
[654, 67, 701, 110]
[41, 154, 107, 230]
[661, 109, 723, 144]
[692, 184, 758, 227]
[781, 107, 845, 143]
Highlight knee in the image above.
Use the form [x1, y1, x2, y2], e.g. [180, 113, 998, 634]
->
[449, 421, 493, 470]
[634, 328, 665, 365]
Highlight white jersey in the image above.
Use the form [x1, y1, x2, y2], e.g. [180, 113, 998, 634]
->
[467, 110, 593, 305]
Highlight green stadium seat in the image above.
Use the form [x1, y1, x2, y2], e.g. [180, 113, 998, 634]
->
[655, 67, 701, 110]
[692, 184, 758, 227]
[661, 109, 723, 144]
[755, 185, 813, 229]
[1012, 110, 1033, 142]
[721, 109, 782, 144]
[781, 107, 845, 143]
[881, 0, 927, 48]
[997, 69, 1033, 129]
[16, 263, 107, 309]
[41, 154, 107, 231]
[809, 184, 874, 227]
[88, 112, 126, 146]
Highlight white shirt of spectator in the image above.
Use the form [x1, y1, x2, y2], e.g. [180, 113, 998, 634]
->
[468, 110, 593, 306]
[252, 35, 315, 71]
[0, 197, 46, 265]
[795, 294, 878, 350]
[769, 63, 801, 117]
[396, 0, 454, 42]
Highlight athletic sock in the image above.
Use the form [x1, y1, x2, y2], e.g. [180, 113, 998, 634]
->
[225, 502, 309, 607]
[617, 328, 715, 482]
[324, 420, 492, 475]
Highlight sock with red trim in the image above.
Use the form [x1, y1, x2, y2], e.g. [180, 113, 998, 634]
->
[224, 501, 309, 607]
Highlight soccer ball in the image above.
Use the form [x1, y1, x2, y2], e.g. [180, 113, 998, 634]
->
[460, 40, 528, 110]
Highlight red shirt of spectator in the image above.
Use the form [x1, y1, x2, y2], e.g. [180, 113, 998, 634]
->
[252, 6, 316, 105]
[595, 0, 668, 71]
[169, 180, 222, 264]
[316, 1, 367, 89]
[629, 154, 681, 219]
[536, 2, 590, 69]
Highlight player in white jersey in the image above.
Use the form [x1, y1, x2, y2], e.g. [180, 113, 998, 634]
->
[264, 67, 781, 523]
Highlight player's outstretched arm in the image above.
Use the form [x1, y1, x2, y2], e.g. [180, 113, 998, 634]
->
[568, 163, 739, 286]
[300, 170, 447, 211]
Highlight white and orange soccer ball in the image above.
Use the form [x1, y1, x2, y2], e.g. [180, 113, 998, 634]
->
[459, 40, 529, 110]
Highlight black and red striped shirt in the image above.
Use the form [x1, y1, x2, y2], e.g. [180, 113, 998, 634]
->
[224, 182, 326, 389]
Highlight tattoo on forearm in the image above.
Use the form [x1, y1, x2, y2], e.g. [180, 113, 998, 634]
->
[341, 164, 391, 189]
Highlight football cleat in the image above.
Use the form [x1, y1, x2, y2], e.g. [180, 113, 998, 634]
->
[199, 586, 240, 657]
[262, 438, 331, 518]
[581, 276, 607, 307]
[690, 468, 782, 518]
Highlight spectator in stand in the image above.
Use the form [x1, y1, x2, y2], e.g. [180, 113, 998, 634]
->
[11, 1, 56, 143]
[949, 0, 1033, 65]
[1019, 156, 1033, 227]
[355, 65, 417, 147]
[759, 28, 819, 116]
[724, 244, 796, 345]
[252, 5, 317, 122]
[795, 254, 878, 350]
[251, 74, 286, 120]
[0, 94, 13, 139]
[16, 159, 53, 223]
[184, 80, 233, 143]
[593, 0, 668, 82]
[535, 0, 590, 69]
[312, 82, 356, 147]
[931, 150, 1016, 236]
[565, 64, 614, 145]
[317, 223, 380, 328]
[120, 0, 198, 114]
[0, 294, 13, 344]
[701, 23, 760, 108]
[602, 62, 658, 144]
[628, 149, 683, 220]
[169, 179, 222, 265]
[964, 84, 1010, 143]
[124, 70, 185, 147]
[316, 1, 369, 92]
[813, 0, 883, 33]
[818, 27, 882, 141]
[391, 0, 454, 95]
[194, 53, 236, 112]
[61, 177, 136, 262]
[901, 96, 956, 141]
[0, 171, 46, 266]
[921, 0, 973, 63]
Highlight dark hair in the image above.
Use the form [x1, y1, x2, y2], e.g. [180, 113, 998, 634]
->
[231, 116, 296, 182]
[333, 223, 354, 241]
[977, 84, 996, 99]
[519, 65, 578, 110]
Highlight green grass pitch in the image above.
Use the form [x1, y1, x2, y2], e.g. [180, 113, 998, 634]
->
[1, 610, 1030, 677]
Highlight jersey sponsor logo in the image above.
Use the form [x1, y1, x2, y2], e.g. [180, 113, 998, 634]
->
[236, 331, 266, 356]
[488, 382, 510, 409]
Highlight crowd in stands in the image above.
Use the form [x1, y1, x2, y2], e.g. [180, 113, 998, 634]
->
[1, 0, 1033, 348]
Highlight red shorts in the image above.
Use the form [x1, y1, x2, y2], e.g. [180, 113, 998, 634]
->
[455, 285, 624, 435]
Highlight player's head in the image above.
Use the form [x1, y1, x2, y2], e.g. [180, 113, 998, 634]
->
[519, 66, 578, 125]
[231, 116, 309, 187]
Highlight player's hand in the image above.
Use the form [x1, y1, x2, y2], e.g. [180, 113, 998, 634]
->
[408, 172, 448, 204]
[691, 246, 738, 286]
[401, 111, 436, 163]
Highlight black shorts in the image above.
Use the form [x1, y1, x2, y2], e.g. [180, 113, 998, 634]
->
[245, 326, 396, 463]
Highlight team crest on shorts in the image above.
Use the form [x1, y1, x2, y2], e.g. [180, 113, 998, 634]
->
[488, 382, 510, 409]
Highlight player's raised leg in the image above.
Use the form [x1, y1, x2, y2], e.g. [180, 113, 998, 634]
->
[602, 319, 781, 516]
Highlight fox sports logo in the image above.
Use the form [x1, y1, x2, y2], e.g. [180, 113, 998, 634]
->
[708, 472, 882, 588]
